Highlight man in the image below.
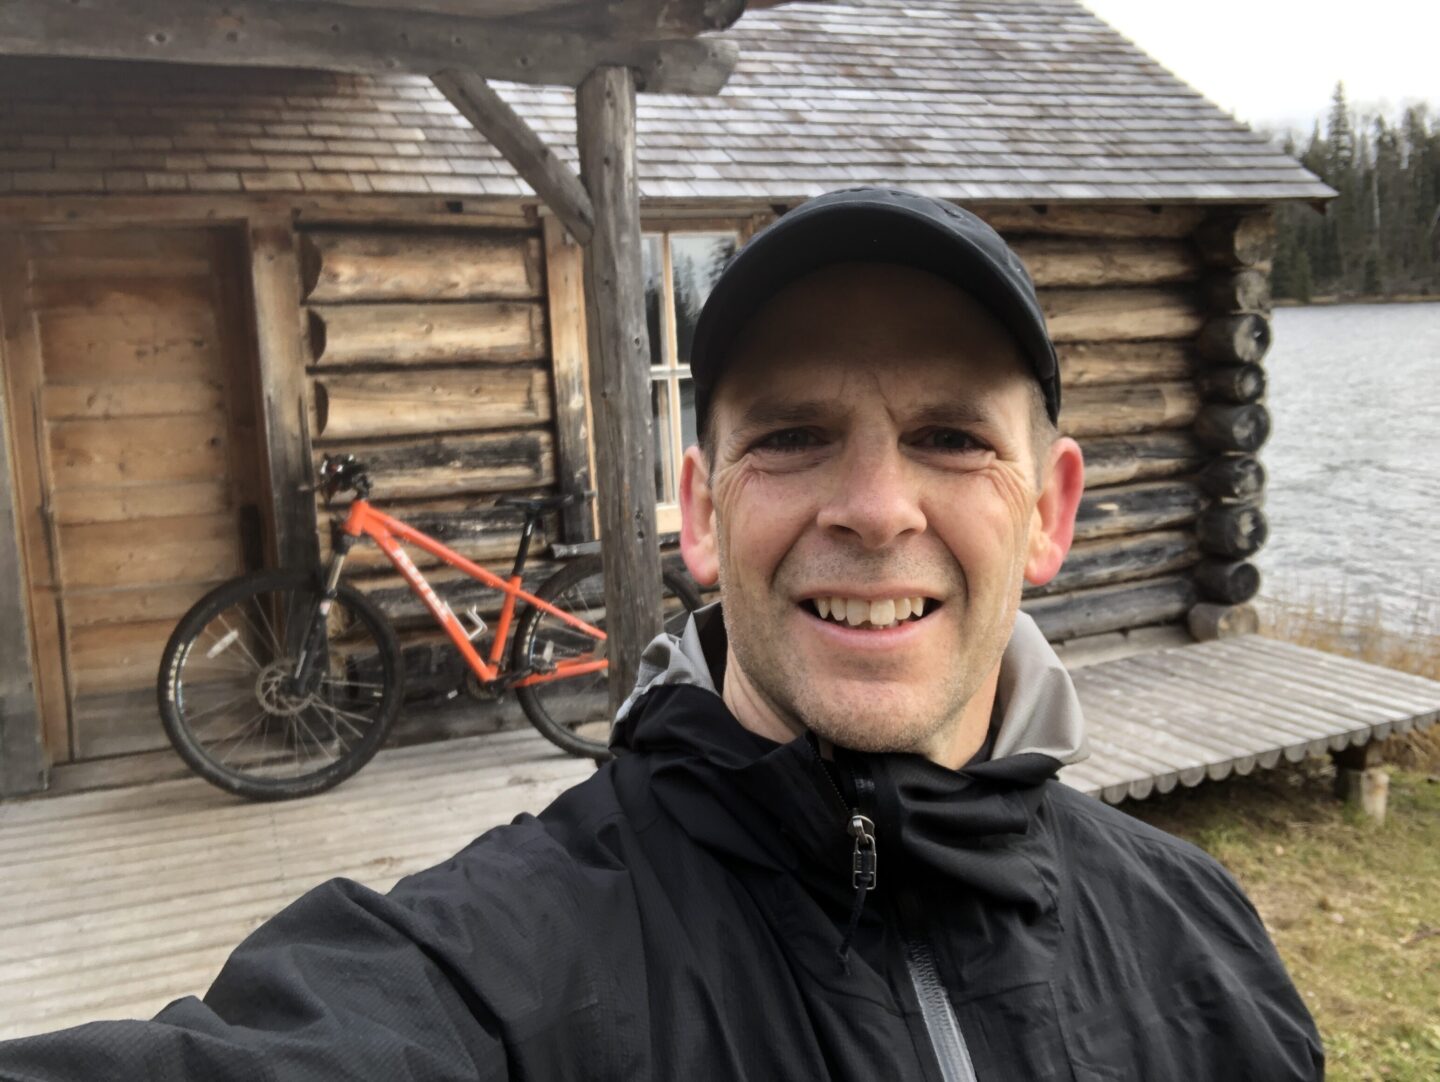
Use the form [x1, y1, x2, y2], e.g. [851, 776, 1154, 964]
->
[0, 188, 1322, 1079]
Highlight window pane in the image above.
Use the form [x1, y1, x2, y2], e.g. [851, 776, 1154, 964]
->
[671, 234, 737, 366]
[679, 377, 698, 453]
[651, 378, 677, 502]
[642, 234, 664, 368]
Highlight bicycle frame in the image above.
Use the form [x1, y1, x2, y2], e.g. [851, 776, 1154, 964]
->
[336, 499, 606, 689]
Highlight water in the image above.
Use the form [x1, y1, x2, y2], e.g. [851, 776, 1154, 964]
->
[1255, 302, 1440, 632]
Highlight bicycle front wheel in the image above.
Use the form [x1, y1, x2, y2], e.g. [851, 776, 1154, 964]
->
[158, 569, 403, 801]
[512, 555, 702, 760]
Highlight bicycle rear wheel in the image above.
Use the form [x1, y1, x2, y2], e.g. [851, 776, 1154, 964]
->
[158, 569, 402, 801]
[512, 555, 702, 760]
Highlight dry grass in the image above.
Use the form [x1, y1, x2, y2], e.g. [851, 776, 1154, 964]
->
[1123, 591, 1440, 1080]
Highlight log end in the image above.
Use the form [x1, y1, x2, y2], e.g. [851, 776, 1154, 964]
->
[1188, 602, 1259, 641]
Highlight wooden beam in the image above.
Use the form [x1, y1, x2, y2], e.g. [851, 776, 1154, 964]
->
[543, 216, 598, 542]
[311, 0, 748, 37]
[432, 71, 595, 246]
[0, 349, 48, 797]
[576, 65, 662, 720]
[248, 223, 320, 572]
[0, 0, 739, 95]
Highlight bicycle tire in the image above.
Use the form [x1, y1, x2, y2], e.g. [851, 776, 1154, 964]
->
[512, 554, 703, 760]
[158, 568, 403, 801]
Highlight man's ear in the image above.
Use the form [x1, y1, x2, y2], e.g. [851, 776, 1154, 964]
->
[1024, 436, 1085, 586]
[679, 445, 720, 587]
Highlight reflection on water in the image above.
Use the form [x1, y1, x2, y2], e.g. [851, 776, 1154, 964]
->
[1256, 302, 1440, 631]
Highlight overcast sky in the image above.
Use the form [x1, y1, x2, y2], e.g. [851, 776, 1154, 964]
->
[1080, 0, 1440, 134]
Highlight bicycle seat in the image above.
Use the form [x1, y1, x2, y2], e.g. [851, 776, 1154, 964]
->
[495, 491, 591, 515]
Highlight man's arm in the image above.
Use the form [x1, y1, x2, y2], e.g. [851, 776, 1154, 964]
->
[0, 816, 638, 1081]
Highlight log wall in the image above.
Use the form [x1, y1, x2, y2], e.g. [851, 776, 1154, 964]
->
[299, 222, 564, 648]
[298, 201, 1277, 730]
[997, 205, 1275, 647]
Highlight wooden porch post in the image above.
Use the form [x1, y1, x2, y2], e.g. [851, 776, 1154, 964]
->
[575, 65, 664, 717]
[0, 368, 47, 797]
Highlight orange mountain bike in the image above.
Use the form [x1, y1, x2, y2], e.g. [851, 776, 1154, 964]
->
[158, 453, 701, 801]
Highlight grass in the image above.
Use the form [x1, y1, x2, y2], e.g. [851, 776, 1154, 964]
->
[1122, 592, 1440, 1081]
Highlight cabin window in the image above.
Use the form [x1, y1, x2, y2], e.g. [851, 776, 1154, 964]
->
[641, 229, 739, 531]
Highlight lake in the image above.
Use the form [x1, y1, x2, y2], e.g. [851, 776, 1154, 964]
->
[1256, 301, 1440, 632]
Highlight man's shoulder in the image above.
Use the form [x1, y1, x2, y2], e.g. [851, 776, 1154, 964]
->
[1041, 779, 1254, 913]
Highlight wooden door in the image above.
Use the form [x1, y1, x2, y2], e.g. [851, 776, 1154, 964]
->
[0, 228, 264, 761]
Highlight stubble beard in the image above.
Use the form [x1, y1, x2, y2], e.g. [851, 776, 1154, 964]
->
[714, 533, 1018, 757]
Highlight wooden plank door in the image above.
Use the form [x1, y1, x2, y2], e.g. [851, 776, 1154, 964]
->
[0, 227, 264, 761]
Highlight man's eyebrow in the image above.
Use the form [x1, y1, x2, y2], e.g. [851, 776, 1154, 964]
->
[728, 398, 833, 434]
[906, 401, 1000, 428]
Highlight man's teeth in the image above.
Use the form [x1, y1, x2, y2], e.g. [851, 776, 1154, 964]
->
[813, 595, 927, 629]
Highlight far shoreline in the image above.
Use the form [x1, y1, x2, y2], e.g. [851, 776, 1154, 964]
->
[1272, 294, 1437, 308]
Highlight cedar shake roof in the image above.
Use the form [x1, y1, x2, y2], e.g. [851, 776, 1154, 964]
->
[0, 0, 1330, 204]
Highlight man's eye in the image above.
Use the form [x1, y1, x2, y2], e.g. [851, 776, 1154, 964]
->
[753, 428, 820, 453]
[916, 428, 987, 453]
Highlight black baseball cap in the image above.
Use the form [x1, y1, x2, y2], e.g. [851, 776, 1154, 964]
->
[689, 187, 1060, 438]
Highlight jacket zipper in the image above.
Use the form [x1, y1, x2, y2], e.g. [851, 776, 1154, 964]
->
[904, 935, 979, 1082]
[810, 742, 979, 1082]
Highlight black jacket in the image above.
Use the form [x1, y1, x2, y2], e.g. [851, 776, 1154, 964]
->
[0, 614, 1323, 1080]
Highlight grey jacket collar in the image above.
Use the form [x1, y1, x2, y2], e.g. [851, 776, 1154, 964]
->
[619, 605, 1089, 767]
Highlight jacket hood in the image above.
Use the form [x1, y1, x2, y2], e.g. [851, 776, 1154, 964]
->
[610, 606, 1088, 925]
[616, 604, 1089, 769]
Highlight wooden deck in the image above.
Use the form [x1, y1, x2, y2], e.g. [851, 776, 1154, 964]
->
[2, 634, 1438, 1040]
[1060, 636, 1440, 803]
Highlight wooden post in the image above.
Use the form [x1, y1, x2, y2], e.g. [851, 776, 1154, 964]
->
[1332, 741, 1388, 821]
[544, 216, 598, 542]
[248, 223, 319, 572]
[576, 65, 663, 719]
[0, 366, 48, 796]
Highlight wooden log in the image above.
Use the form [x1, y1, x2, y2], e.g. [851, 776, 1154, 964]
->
[1204, 269, 1271, 313]
[1059, 381, 1200, 438]
[1057, 341, 1195, 387]
[1073, 480, 1207, 542]
[432, 71, 594, 246]
[1196, 503, 1268, 557]
[1039, 287, 1205, 342]
[1196, 455, 1266, 500]
[354, 561, 557, 624]
[1194, 559, 1261, 604]
[976, 205, 1206, 240]
[1195, 363, 1266, 404]
[0, 0, 740, 96]
[543, 216, 596, 542]
[1194, 403, 1271, 453]
[1023, 575, 1199, 642]
[1196, 313, 1273, 364]
[313, 366, 551, 440]
[299, 229, 543, 304]
[1008, 237, 1202, 288]
[308, 302, 546, 368]
[317, 430, 555, 500]
[0, 366, 47, 795]
[326, 505, 539, 572]
[248, 223, 318, 573]
[1024, 530, 1200, 599]
[1187, 602, 1259, 641]
[1193, 214, 1278, 268]
[1077, 431, 1207, 488]
[577, 65, 662, 719]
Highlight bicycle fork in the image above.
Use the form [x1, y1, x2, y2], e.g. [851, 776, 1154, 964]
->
[288, 536, 354, 695]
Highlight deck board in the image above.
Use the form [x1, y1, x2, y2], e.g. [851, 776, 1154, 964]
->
[3, 635, 1438, 1039]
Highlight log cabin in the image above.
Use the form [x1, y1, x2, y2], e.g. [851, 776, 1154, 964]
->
[8, 0, 1426, 806]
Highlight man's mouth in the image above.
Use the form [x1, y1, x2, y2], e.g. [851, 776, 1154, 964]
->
[801, 595, 938, 631]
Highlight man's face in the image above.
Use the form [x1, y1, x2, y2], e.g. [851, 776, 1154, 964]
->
[680, 263, 1080, 762]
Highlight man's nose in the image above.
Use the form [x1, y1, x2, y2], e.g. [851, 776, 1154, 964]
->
[815, 444, 927, 549]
